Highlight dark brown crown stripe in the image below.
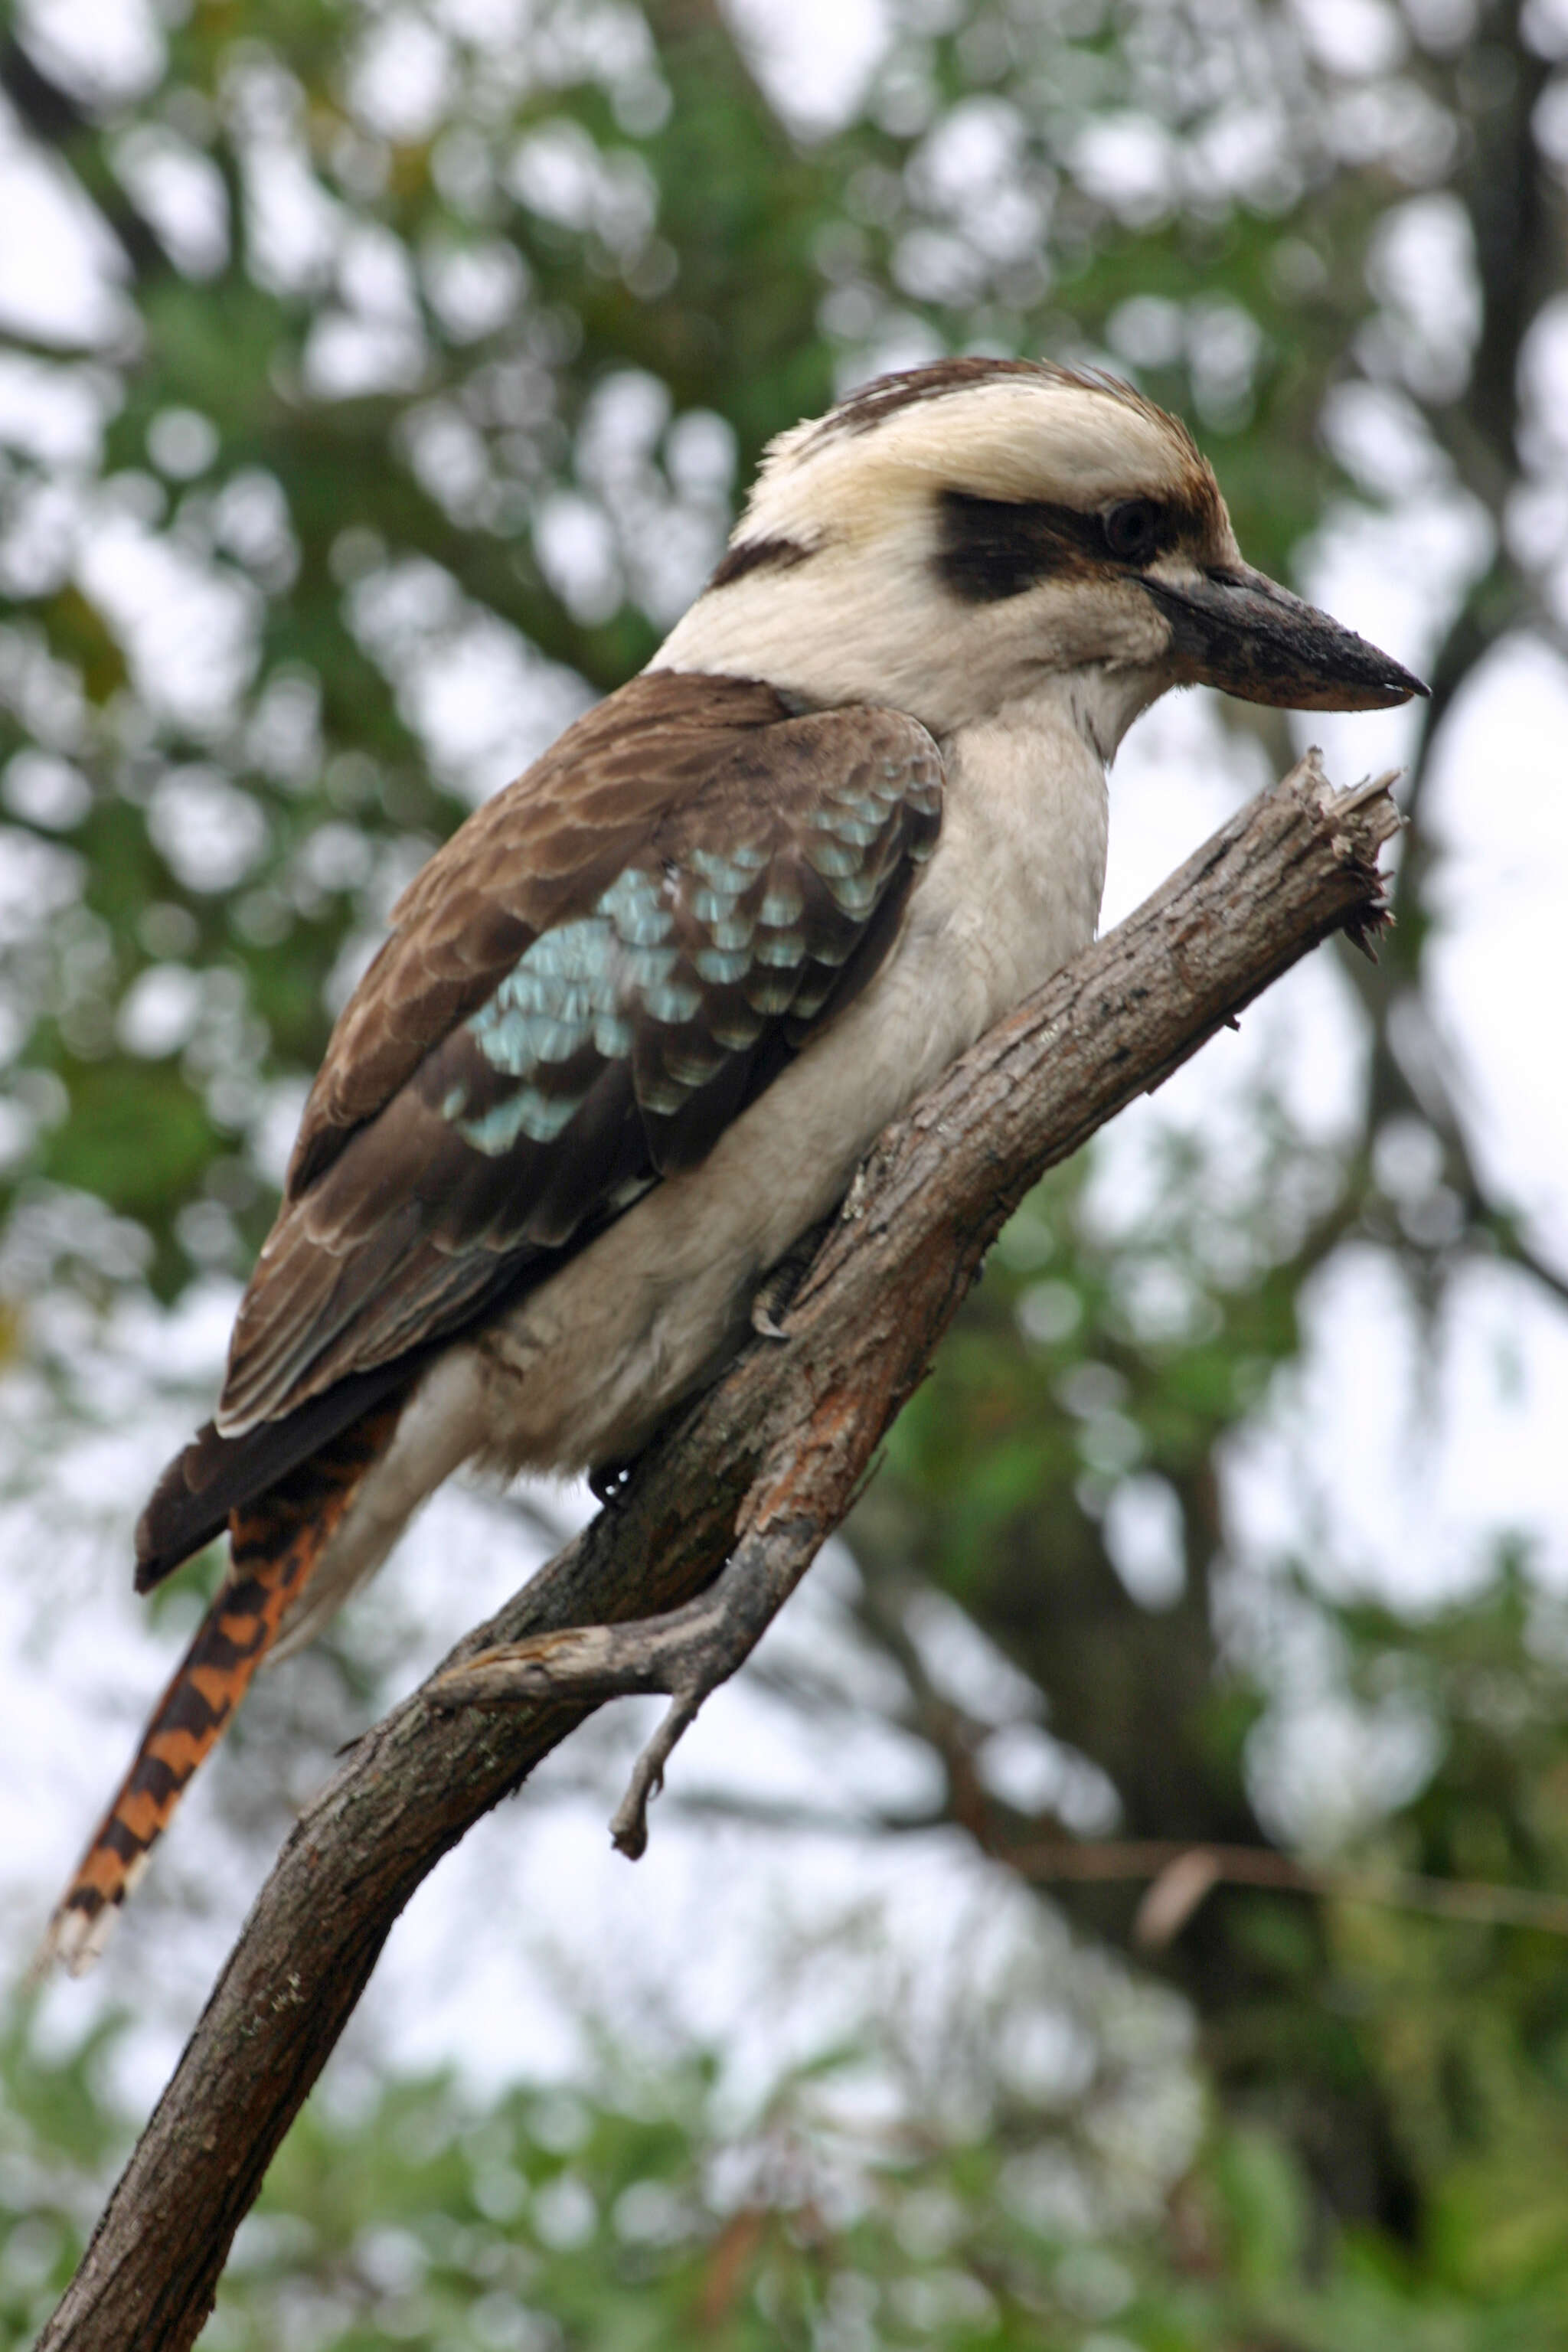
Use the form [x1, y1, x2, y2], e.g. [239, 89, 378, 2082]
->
[809, 354, 1054, 441]
[803, 354, 1199, 451]
[707, 535, 814, 590]
[55, 1399, 403, 1929]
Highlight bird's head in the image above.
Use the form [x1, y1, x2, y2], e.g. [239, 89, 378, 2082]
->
[653, 358, 1426, 750]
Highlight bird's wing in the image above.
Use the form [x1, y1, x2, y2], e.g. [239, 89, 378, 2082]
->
[138, 677, 940, 1579]
[285, 671, 797, 1197]
[141, 676, 941, 1578]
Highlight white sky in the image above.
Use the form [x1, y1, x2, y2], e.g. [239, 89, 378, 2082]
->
[2, 0, 1566, 2173]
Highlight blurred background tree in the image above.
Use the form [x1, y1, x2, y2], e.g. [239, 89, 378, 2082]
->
[3, 0, 1568, 2342]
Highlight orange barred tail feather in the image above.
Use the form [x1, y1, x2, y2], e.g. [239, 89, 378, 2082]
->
[41, 1400, 403, 1977]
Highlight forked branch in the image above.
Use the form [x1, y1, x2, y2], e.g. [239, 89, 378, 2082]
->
[38, 752, 1399, 2352]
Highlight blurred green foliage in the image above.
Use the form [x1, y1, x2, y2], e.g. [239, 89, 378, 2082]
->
[3, 0, 1567, 2340]
[10, 1998, 1568, 2349]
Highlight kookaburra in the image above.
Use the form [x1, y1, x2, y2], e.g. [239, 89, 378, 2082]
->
[44, 358, 1423, 1969]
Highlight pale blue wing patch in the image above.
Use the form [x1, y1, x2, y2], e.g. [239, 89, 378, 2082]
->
[439, 722, 943, 1172]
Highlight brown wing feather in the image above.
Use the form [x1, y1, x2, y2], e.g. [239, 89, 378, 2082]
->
[288, 671, 792, 1195]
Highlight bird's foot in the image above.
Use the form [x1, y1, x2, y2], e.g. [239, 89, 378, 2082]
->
[749, 1217, 831, 1341]
[433, 1551, 773, 1857]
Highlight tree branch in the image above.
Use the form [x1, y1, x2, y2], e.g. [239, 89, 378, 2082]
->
[38, 752, 1399, 2352]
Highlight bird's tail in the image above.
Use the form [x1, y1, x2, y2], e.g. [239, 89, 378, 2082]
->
[41, 1401, 403, 1976]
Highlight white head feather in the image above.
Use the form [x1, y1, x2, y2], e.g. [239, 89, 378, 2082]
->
[652, 360, 1240, 748]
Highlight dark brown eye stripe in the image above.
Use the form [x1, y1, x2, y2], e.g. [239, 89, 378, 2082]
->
[935, 488, 1217, 604]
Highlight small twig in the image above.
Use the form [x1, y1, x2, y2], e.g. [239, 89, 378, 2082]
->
[608, 1694, 704, 1855]
[998, 1837, 1568, 1947]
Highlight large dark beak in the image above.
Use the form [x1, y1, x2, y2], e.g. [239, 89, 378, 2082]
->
[1141, 565, 1428, 711]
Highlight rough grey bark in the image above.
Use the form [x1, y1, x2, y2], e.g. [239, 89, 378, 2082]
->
[38, 752, 1399, 2352]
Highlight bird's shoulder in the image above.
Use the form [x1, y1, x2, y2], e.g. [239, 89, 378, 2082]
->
[286, 672, 942, 1197]
[288, 671, 939, 1198]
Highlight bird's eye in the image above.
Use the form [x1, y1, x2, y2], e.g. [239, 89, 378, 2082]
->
[1102, 498, 1162, 563]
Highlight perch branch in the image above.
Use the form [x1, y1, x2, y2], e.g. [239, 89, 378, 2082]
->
[38, 752, 1398, 2352]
